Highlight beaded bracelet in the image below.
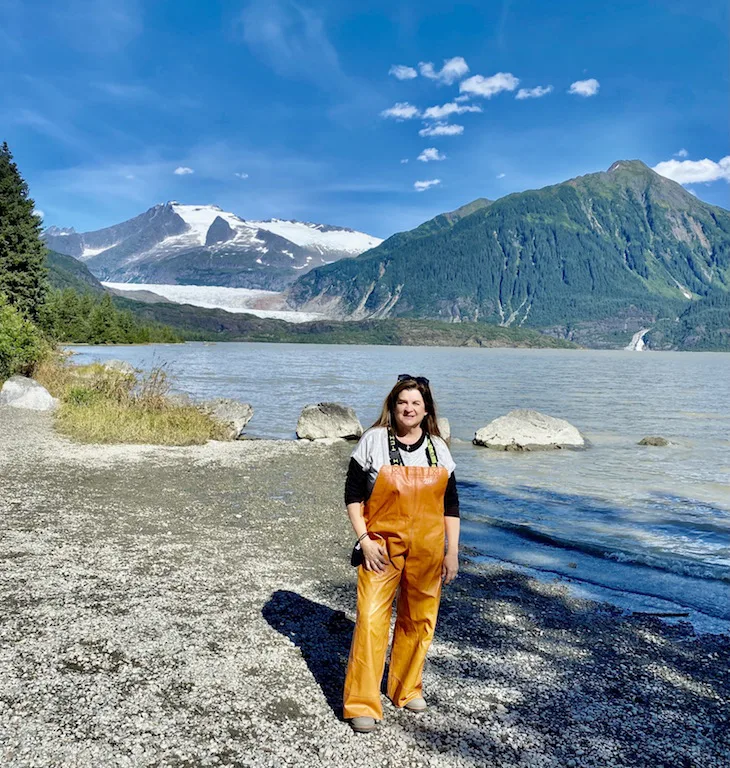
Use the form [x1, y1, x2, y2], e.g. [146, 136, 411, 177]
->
[356, 532, 370, 544]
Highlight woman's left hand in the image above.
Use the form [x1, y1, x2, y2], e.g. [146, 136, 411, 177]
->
[442, 551, 459, 585]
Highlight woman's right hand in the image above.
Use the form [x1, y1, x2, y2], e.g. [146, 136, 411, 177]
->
[361, 537, 389, 573]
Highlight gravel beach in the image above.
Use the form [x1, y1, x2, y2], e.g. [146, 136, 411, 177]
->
[1, 407, 728, 768]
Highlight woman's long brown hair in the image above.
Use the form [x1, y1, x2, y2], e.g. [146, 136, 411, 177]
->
[370, 378, 442, 437]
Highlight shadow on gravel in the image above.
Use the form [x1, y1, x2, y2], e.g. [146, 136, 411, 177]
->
[316, 568, 730, 767]
[263, 590, 354, 719]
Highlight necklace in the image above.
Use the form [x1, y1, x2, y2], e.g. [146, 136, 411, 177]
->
[395, 432, 425, 452]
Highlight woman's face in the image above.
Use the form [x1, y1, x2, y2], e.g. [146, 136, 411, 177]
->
[393, 388, 427, 432]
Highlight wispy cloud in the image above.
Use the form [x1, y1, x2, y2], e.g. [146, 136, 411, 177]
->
[460, 72, 519, 98]
[238, 0, 344, 91]
[674, 148, 689, 158]
[515, 85, 553, 100]
[7, 107, 90, 153]
[496, 173, 506, 179]
[422, 102, 482, 120]
[51, 0, 142, 53]
[454, 94, 470, 103]
[174, 166, 195, 175]
[418, 148, 446, 162]
[568, 78, 600, 97]
[418, 57, 469, 85]
[653, 156, 730, 184]
[400, 158, 409, 164]
[419, 123, 464, 137]
[381, 102, 420, 120]
[389, 64, 418, 80]
[93, 81, 156, 101]
[414, 179, 441, 192]
[234, 172, 249, 179]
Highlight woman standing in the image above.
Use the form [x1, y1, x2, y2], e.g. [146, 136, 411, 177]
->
[343, 375, 460, 733]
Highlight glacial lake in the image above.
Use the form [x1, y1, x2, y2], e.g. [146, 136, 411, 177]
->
[67, 342, 730, 633]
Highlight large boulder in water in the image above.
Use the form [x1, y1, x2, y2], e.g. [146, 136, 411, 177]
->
[0, 376, 59, 411]
[473, 409, 584, 451]
[437, 417, 451, 443]
[297, 403, 362, 440]
[199, 398, 253, 439]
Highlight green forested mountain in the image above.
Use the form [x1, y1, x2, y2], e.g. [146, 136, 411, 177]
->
[289, 161, 730, 346]
[46, 249, 105, 294]
[646, 288, 730, 351]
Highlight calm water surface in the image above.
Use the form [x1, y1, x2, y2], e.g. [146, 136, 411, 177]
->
[68, 343, 730, 632]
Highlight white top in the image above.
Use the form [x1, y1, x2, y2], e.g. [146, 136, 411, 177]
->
[351, 427, 456, 496]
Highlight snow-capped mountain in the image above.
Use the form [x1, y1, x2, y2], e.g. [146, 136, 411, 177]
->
[44, 203, 382, 290]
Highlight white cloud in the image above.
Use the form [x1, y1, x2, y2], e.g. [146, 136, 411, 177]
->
[687, 188, 698, 196]
[418, 147, 446, 162]
[33, 209, 44, 219]
[675, 148, 688, 158]
[516, 85, 553, 100]
[380, 102, 420, 120]
[400, 158, 409, 164]
[653, 156, 730, 184]
[459, 72, 519, 98]
[389, 64, 418, 80]
[422, 101, 482, 120]
[418, 122, 464, 137]
[418, 56, 469, 85]
[568, 78, 600, 97]
[234, 172, 249, 179]
[454, 94, 470, 103]
[174, 166, 194, 175]
[496, 173, 506, 179]
[125, 174, 135, 180]
[414, 179, 441, 192]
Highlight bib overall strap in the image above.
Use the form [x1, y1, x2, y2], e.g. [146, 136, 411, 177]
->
[425, 435, 438, 466]
[387, 428, 403, 465]
[387, 429, 439, 467]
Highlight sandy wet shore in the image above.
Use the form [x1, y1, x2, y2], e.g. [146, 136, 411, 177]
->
[0, 407, 728, 767]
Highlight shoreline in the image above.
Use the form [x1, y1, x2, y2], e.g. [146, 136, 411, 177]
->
[1, 407, 728, 767]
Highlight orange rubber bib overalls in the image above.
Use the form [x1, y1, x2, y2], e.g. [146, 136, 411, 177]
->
[343, 431, 449, 721]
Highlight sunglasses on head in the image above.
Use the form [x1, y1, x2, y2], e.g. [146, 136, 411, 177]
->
[397, 373, 430, 386]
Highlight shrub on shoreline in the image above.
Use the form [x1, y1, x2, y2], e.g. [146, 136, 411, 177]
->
[0, 294, 49, 380]
[34, 356, 228, 445]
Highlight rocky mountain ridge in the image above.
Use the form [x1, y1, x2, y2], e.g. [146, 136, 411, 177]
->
[44, 203, 382, 291]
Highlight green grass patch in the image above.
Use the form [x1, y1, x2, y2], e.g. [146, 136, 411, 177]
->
[54, 398, 228, 445]
[33, 354, 228, 445]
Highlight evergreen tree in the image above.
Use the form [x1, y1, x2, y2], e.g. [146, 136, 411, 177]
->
[0, 142, 47, 319]
[88, 293, 121, 343]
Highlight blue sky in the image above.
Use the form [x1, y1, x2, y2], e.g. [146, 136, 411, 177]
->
[2, 0, 728, 237]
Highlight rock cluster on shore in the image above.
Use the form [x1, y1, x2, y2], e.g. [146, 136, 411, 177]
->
[296, 402, 363, 441]
[6, 369, 675, 458]
[199, 398, 254, 439]
[0, 376, 58, 411]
